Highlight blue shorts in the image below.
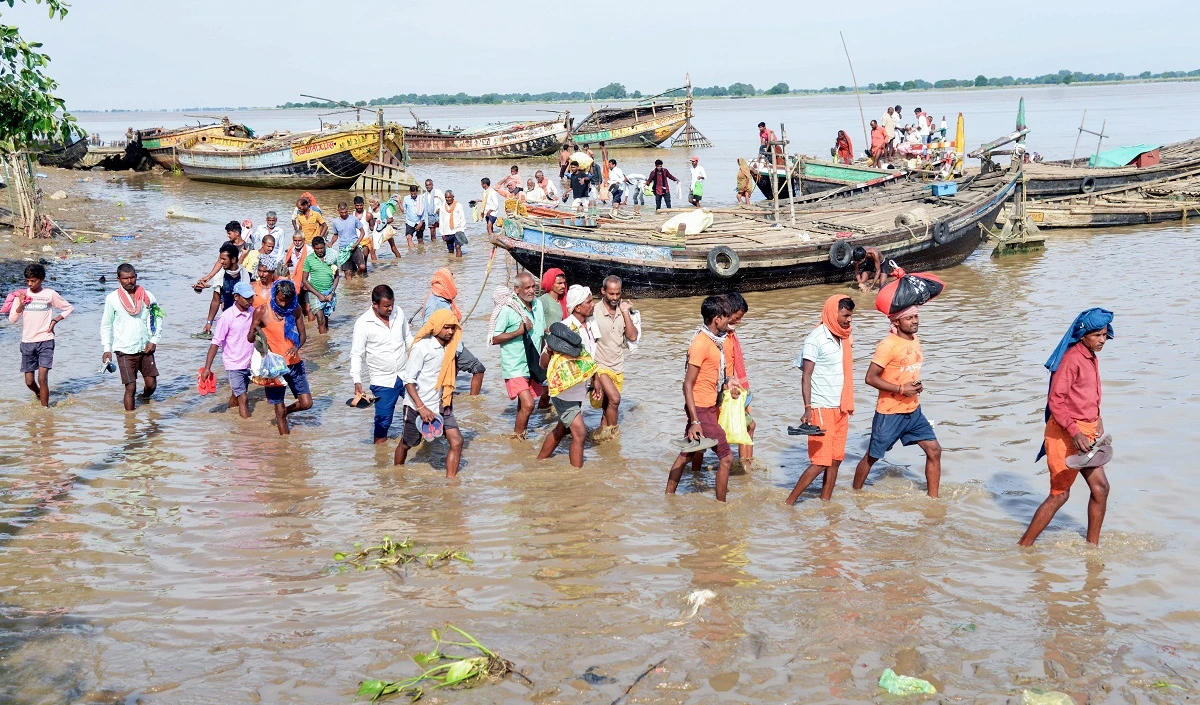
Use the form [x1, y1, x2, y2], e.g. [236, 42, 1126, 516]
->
[266, 362, 310, 404]
[867, 406, 937, 459]
[227, 368, 251, 397]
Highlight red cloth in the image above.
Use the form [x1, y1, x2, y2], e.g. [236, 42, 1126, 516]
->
[540, 268, 567, 317]
[836, 133, 854, 164]
[117, 286, 150, 316]
[1048, 342, 1101, 437]
[430, 268, 462, 319]
[870, 127, 887, 155]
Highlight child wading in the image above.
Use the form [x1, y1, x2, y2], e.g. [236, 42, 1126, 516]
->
[1019, 308, 1114, 546]
[7, 263, 73, 407]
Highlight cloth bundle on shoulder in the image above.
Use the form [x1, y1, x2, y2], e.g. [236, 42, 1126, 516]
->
[874, 270, 945, 316]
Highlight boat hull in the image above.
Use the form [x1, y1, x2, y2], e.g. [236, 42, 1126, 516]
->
[35, 138, 89, 169]
[176, 128, 383, 189]
[1024, 159, 1200, 197]
[138, 123, 252, 169]
[571, 107, 687, 149]
[496, 177, 1015, 298]
[1026, 202, 1200, 228]
[406, 122, 569, 160]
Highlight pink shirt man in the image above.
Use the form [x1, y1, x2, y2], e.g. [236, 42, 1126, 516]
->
[8, 288, 74, 342]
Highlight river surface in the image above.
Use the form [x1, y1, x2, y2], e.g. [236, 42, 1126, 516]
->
[2, 85, 1198, 703]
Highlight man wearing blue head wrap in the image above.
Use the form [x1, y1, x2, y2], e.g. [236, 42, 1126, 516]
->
[1019, 307, 1114, 547]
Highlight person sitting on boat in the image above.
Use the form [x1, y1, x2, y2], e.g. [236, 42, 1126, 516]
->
[758, 122, 781, 166]
[834, 131, 854, 165]
[496, 165, 521, 198]
[535, 170, 559, 202]
[851, 246, 897, 291]
[524, 178, 547, 205]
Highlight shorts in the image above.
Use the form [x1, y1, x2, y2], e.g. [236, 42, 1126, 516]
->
[610, 187, 624, 204]
[19, 340, 54, 372]
[681, 404, 731, 460]
[227, 368, 251, 397]
[504, 376, 544, 400]
[551, 396, 584, 427]
[340, 246, 365, 272]
[631, 189, 645, 206]
[265, 362, 311, 404]
[456, 345, 486, 375]
[867, 405, 937, 459]
[405, 223, 425, 238]
[116, 351, 159, 385]
[485, 215, 497, 228]
[807, 407, 849, 466]
[400, 404, 459, 447]
[444, 231, 466, 252]
[1045, 417, 1100, 495]
[572, 197, 590, 210]
[425, 213, 439, 228]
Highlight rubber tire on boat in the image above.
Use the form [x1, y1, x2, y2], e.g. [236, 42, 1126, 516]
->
[829, 240, 855, 268]
[932, 221, 951, 245]
[1080, 176, 1096, 194]
[707, 245, 740, 278]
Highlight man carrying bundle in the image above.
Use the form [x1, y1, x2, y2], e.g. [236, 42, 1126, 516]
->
[538, 285, 597, 468]
[1019, 308, 1114, 546]
[489, 272, 546, 438]
[396, 309, 465, 477]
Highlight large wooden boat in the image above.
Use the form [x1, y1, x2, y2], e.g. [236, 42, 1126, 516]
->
[1022, 136, 1200, 197]
[1024, 167, 1200, 228]
[174, 123, 403, 189]
[571, 94, 689, 148]
[404, 113, 570, 159]
[34, 137, 89, 169]
[136, 119, 254, 169]
[492, 170, 1018, 297]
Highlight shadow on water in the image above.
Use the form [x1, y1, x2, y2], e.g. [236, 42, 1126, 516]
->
[0, 603, 101, 705]
[993, 469, 1088, 538]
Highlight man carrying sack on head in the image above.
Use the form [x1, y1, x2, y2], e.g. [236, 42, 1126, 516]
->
[396, 309, 464, 478]
[1020, 308, 1114, 547]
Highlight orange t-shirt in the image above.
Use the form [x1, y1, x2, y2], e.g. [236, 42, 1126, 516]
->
[872, 334, 922, 414]
[687, 334, 727, 409]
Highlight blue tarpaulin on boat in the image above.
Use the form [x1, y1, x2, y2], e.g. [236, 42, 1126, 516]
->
[1088, 144, 1161, 168]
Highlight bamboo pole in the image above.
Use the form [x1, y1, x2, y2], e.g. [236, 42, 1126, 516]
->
[840, 31, 870, 158]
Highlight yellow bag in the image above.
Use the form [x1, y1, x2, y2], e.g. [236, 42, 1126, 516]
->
[718, 394, 753, 445]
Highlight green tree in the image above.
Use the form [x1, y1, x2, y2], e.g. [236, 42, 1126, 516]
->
[0, 0, 79, 150]
[630, 90, 642, 99]
[974, 74, 988, 87]
[727, 82, 756, 96]
[765, 82, 789, 95]
[594, 82, 627, 100]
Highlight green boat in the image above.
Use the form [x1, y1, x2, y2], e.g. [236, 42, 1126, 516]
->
[753, 156, 907, 199]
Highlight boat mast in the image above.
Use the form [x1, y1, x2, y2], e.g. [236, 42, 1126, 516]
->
[670, 74, 713, 148]
[839, 32, 870, 158]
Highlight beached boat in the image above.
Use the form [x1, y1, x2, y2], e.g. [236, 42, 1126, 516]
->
[571, 94, 689, 148]
[1022, 136, 1200, 197]
[491, 170, 1018, 297]
[754, 157, 909, 199]
[136, 119, 254, 169]
[404, 113, 570, 160]
[35, 137, 89, 169]
[1024, 167, 1200, 228]
[174, 123, 403, 189]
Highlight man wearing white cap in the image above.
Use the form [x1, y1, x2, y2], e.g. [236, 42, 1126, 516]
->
[200, 279, 256, 419]
[537, 285, 597, 468]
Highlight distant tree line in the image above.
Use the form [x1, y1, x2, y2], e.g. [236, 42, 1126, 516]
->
[276, 69, 1200, 109]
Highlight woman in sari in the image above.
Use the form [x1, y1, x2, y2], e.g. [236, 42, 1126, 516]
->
[735, 158, 755, 204]
[835, 130, 854, 165]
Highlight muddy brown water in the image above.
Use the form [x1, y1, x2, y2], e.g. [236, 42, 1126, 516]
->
[2, 88, 1199, 703]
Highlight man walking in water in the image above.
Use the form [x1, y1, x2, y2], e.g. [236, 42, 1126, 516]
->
[666, 295, 735, 502]
[490, 272, 545, 438]
[8, 263, 74, 407]
[249, 280, 312, 435]
[588, 275, 640, 437]
[852, 306, 942, 497]
[100, 264, 163, 411]
[1019, 308, 1114, 546]
[786, 295, 855, 504]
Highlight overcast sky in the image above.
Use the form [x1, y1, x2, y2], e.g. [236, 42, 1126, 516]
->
[6, 0, 1196, 111]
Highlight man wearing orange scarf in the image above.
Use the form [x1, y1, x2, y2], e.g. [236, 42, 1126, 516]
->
[397, 309, 464, 477]
[786, 295, 855, 504]
[423, 268, 485, 395]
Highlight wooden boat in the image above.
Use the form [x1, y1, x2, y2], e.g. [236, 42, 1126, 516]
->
[491, 170, 1018, 297]
[174, 123, 403, 189]
[754, 157, 908, 199]
[136, 119, 253, 169]
[404, 113, 570, 159]
[1025, 167, 1200, 228]
[571, 94, 689, 148]
[1022, 136, 1200, 197]
[35, 137, 89, 168]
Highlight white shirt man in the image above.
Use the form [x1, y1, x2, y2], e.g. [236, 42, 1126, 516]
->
[608, 164, 626, 188]
[420, 186, 444, 223]
[482, 186, 502, 219]
[250, 218, 286, 251]
[536, 173, 559, 201]
[439, 196, 466, 237]
[796, 323, 844, 409]
[689, 162, 706, 188]
[350, 303, 412, 391]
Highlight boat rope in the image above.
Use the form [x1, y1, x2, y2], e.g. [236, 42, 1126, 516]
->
[462, 246, 499, 323]
[539, 221, 547, 282]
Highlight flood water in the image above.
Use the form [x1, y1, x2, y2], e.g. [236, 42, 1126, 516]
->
[2, 85, 1199, 703]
